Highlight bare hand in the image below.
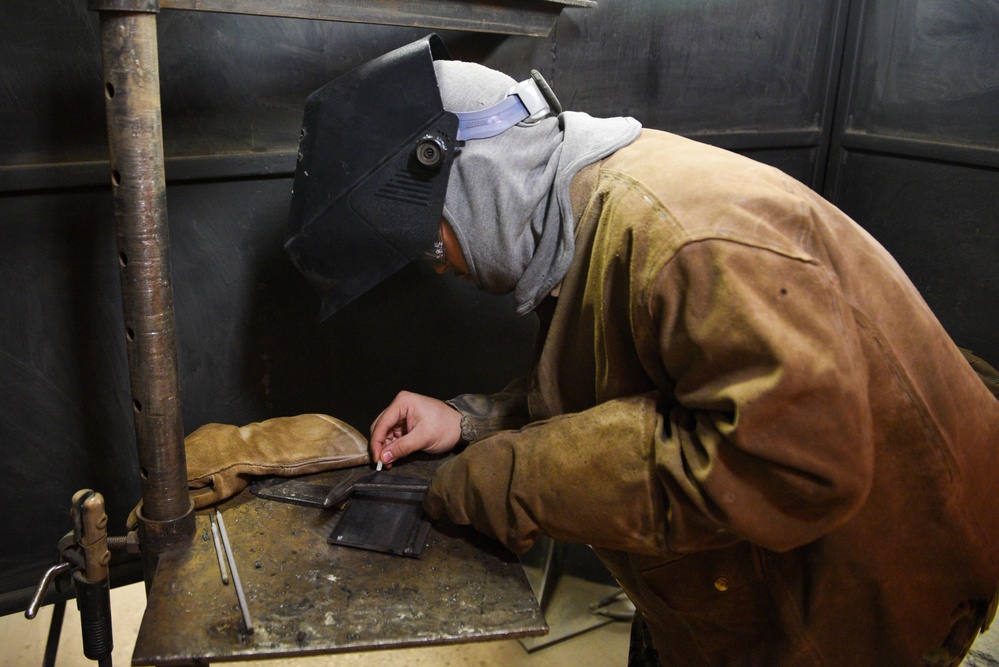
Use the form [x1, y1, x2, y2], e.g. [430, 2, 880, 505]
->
[369, 391, 462, 467]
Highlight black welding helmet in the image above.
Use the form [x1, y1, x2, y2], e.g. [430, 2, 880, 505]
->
[286, 35, 456, 319]
[286, 34, 559, 319]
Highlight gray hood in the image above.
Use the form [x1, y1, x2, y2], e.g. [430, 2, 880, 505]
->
[435, 60, 641, 314]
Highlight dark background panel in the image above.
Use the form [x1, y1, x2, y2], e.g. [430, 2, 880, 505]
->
[155, 16, 433, 157]
[831, 152, 998, 357]
[0, 188, 139, 596]
[539, 0, 839, 134]
[0, 1, 845, 168]
[825, 0, 998, 363]
[0, 1, 105, 166]
[0, 1, 435, 166]
[739, 147, 818, 185]
[846, 0, 999, 146]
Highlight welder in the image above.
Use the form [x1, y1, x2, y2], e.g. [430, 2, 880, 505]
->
[288, 35, 999, 667]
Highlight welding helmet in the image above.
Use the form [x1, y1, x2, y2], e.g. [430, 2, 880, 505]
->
[286, 34, 560, 319]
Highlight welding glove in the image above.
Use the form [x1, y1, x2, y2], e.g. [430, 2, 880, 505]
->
[184, 414, 369, 509]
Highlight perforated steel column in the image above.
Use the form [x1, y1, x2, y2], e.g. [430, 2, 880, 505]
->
[94, 0, 195, 580]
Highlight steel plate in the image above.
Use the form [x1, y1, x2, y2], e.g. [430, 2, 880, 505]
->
[132, 457, 546, 665]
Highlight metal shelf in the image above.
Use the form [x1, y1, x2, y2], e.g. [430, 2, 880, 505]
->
[103, 0, 595, 37]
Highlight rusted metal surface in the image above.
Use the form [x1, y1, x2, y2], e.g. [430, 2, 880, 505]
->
[98, 8, 195, 571]
[157, 0, 594, 37]
[132, 459, 546, 665]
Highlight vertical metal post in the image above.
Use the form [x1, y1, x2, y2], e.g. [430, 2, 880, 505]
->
[92, 0, 195, 580]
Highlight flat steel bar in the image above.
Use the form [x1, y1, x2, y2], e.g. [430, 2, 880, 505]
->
[351, 482, 431, 494]
[96, 7, 195, 574]
[841, 130, 999, 170]
[157, 0, 591, 37]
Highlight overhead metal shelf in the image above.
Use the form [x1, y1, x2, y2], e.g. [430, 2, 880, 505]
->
[157, 0, 595, 37]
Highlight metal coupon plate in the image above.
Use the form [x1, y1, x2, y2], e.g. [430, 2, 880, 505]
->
[328, 472, 432, 558]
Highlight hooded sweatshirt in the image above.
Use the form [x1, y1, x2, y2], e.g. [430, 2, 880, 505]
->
[434, 60, 641, 314]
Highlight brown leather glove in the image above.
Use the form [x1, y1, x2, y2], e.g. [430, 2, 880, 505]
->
[184, 414, 369, 508]
[127, 414, 368, 527]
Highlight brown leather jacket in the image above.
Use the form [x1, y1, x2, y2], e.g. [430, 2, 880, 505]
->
[426, 130, 999, 665]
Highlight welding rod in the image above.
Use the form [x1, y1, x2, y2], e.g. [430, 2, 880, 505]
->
[214, 509, 253, 634]
[209, 513, 229, 585]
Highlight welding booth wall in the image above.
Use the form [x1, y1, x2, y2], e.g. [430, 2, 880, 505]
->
[1, 0, 996, 615]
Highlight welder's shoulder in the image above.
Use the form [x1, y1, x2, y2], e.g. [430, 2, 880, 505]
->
[596, 128, 818, 261]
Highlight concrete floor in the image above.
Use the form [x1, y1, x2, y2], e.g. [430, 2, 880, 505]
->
[965, 626, 999, 667]
[4, 581, 999, 666]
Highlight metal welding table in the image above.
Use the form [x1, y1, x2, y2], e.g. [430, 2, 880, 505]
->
[132, 458, 546, 665]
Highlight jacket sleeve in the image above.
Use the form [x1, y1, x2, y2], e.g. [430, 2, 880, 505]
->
[639, 239, 875, 553]
[424, 393, 669, 555]
[425, 239, 875, 557]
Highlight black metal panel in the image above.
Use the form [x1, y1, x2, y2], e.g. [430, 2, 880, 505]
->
[154, 15, 432, 159]
[0, 188, 139, 605]
[0, 6, 554, 188]
[0, 3, 435, 171]
[832, 152, 998, 359]
[844, 0, 999, 148]
[825, 0, 999, 364]
[1, 2, 845, 187]
[542, 1, 841, 136]
[0, 1, 106, 167]
[475, 0, 848, 189]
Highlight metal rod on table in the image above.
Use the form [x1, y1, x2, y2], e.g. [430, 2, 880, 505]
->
[214, 509, 253, 634]
[209, 514, 229, 585]
[351, 482, 430, 494]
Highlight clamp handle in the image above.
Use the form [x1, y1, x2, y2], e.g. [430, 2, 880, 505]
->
[25, 561, 73, 619]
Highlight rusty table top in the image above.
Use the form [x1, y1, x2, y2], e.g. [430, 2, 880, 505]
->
[131, 457, 546, 665]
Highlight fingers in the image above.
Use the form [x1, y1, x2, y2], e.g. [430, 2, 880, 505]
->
[369, 393, 418, 467]
[368, 391, 462, 466]
[369, 405, 399, 445]
[380, 428, 429, 465]
[369, 398, 409, 465]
